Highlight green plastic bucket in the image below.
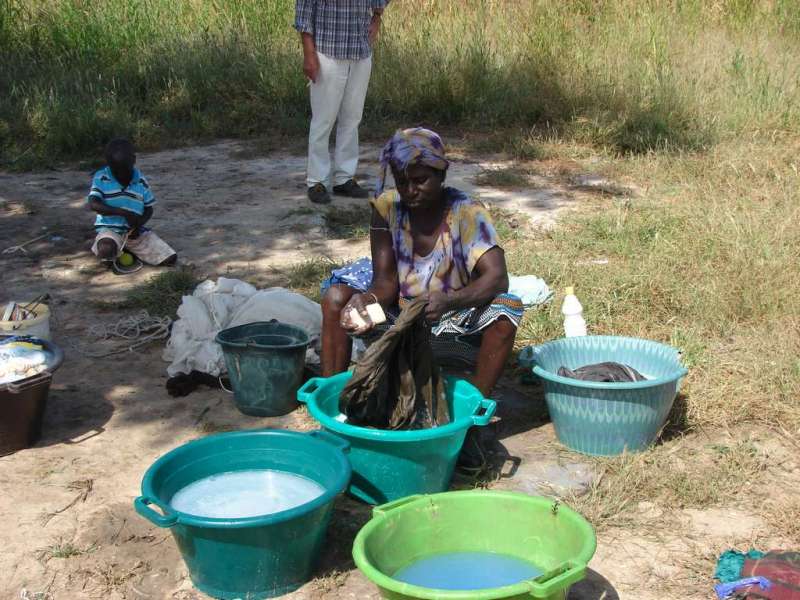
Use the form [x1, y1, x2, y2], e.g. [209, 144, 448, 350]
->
[353, 491, 596, 600]
[297, 372, 496, 505]
[519, 335, 688, 456]
[215, 321, 309, 416]
[134, 429, 351, 599]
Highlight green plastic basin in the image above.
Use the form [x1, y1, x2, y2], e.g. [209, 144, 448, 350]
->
[353, 491, 596, 600]
[215, 321, 309, 417]
[134, 429, 351, 599]
[297, 372, 496, 505]
[519, 335, 688, 456]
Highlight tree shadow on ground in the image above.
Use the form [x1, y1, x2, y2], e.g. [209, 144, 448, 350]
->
[313, 496, 373, 577]
[493, 374, 551, 441]
[37, 384, 115, 448]
[659, 392, 690, 443]
[569, 569, 620, 600]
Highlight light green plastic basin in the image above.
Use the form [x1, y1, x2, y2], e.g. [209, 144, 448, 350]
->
[353, 490, 596, 600]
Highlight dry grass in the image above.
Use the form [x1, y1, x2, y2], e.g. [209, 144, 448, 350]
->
[763, 496, 800, 543]
[510, 137, 800, 434]
[568, 439, 768, 529]
[503, 133, 800, 555]
[474, 166, 533, 188]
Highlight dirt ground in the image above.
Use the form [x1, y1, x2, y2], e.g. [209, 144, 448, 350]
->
[0, 141, 793, 600]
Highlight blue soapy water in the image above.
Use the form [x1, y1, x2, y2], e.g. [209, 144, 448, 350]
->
[170, 470, 325, 519]
[393, 551, 543, 590]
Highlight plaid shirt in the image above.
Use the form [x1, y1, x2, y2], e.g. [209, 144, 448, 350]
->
[295, 0, 388, 61]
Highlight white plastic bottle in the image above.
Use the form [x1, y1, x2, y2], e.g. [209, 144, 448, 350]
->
[562, 286, 587, 337]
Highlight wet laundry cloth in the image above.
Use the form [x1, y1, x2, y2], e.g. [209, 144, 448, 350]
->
[717, 550, 768, 583]
[339, 297, 450, 431]
[166, 370, 228, 397]
[738, 552, 800, 599]
[163, 279, 322, 377]
[508, 275, 553, 307]
[558, 362, 647, 383]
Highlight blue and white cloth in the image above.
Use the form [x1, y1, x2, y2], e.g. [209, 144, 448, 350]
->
[294, 0, 389, 61]
[508, 275, 553, 308]
[87, 167, 156, 232]
[321, 257, 373, 294]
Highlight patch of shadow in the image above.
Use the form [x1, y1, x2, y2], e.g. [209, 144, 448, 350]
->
[312, 496, 372, 578]
[658, 392, 690, 443]
[474, 166, 533, 189]
[568, 568, 620, 600]
[36, 385, 115, 449]
[570, 174, 636, 197]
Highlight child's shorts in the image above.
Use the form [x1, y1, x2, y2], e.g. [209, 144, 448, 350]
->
[92, 228, 176, 265]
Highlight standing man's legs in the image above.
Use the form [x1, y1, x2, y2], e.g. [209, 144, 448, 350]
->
[307, 52, 348, 201]
[332, 55, 372, 189]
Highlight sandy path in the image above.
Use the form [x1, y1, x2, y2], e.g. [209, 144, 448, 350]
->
[0, 140, 777, 600]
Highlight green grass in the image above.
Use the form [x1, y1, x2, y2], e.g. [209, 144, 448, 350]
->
[118, 269, 199, 318]
[487, 204, 529, 242]
[286, 257, 344, 303]
[325, 206, 372, 240]
[2, 1, 800, 166]
[39, 540, 85, 560]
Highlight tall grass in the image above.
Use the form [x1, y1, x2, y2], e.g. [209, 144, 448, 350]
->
[508, 135, 800, 431]
[2, 0, 800, 165]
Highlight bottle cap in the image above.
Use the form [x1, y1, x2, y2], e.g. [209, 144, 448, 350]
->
[565, 286, 575, 295]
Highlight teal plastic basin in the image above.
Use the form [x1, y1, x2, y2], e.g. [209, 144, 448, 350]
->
[519, 336, 687, 456]
[134, 429, 351, 599]
[297, 373, 496, 505]
[215, 321, 309, 417]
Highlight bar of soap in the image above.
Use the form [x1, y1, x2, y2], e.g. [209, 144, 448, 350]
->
[365, 303, 387, 325]
[349, 303, 387, 328]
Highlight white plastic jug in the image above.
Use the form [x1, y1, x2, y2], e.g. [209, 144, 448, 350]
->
[561, 287, 587, 337]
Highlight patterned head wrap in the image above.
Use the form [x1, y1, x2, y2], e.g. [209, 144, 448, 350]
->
[375, 127, 449, 197]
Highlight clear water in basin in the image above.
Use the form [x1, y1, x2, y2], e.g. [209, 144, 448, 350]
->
[393, 551, 543, 590]
[170, 469, 325, 519]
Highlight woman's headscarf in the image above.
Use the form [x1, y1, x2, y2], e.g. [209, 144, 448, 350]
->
[375, 127, 449, 197]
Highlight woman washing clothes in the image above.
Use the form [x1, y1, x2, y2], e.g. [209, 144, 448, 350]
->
[320, 128, 523, 398]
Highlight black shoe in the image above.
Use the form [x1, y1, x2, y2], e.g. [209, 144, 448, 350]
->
[308, 183, 331, 204]
[111, 253, 144, 275]
[332, 179, 370, 198]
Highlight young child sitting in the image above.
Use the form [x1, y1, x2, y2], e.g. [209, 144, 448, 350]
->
[87, 138, 177, 269]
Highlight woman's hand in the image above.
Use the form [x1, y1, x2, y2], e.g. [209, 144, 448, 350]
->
[424, 291, 452, 323]
[340, 293, 376, 335]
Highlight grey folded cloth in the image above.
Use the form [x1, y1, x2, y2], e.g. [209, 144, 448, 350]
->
[558, 362, 647, 382]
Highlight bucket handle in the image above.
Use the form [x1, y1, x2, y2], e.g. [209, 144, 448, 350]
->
[3, 371, 53, 393]
[518, 345, 539, 370]
[308, 429, 350, 453]
[526, 561, 585, 598]
[297, 377, 321, 404]
[134, 496, 178, 528]
[372, 495, 423, 517]
[471, 398, 497, 426]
